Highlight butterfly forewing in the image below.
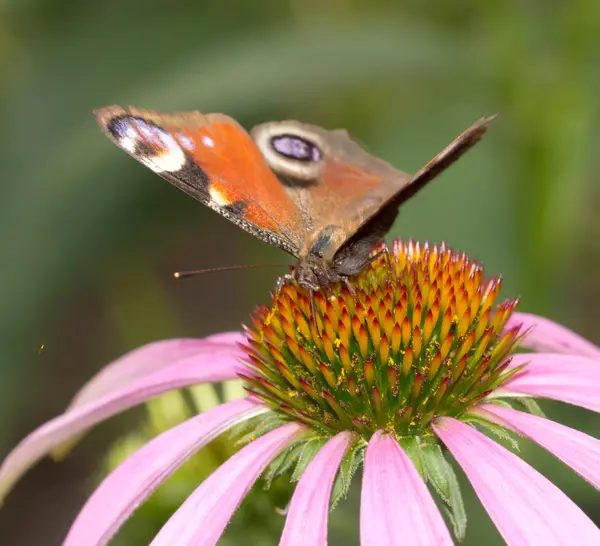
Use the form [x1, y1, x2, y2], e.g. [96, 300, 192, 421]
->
[95, 106, 304, 256]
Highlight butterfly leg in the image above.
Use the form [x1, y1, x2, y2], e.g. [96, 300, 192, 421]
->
[309, 289, 323, 339]
[343, 276, 357, 295]
[369, 248, 391, 268]
[264, 273, 295, 331]
[275, 272, 294, 293]
[339, 247, 393, 294]
[347, 248, 390, 279]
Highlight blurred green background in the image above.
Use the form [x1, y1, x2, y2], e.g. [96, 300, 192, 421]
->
[1, 0, 600, 544]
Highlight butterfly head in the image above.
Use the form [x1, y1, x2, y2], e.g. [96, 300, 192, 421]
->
[292, 253, 340, 292]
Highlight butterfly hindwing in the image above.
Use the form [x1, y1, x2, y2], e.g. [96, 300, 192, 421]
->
[251, 120, 413, 260]
[331, 116, 495, 274]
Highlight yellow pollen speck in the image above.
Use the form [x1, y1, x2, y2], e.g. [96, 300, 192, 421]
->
[263, 282, 286, 331]
[38, 344, 45, 355]
[387, 356, 394, 366]
[264, 305, 278, 328]
[334, 338, 341, 348]
[288, 390, 298, 398]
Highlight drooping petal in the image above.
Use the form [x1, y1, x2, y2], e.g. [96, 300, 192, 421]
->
[474, 404, 600, 490]
[501, 353, 600, 412]
[151, 422, 304, 546]
[0, 348, 243, 500]
[434, 417, 600, 546]
[69, 334, 245, 408]
[63, 398, 263, 546]
[280, 431, 353, 546]
[506, 312, 600, 357]
[360, 431, 452, 546]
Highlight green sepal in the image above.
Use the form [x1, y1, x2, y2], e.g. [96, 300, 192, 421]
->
[399, 436, 425, 478]
[232, 410, 287, 446]
[264, 434, 366, 513]
[263, 439, 308, 487]
[489, 362, 527, 389]
[442, 505, 467, 543]
[420, 443, 467, 541]
[481, 395, 545, 418]
[483, 398, 514, 409]
[464, 415, 520, 451]
[291, 437, 328, 482]
[330, 440, 365, 510]
[513, 397, 546, 418]
[262, 435, 329, 488]
[228, 412, 261, 442]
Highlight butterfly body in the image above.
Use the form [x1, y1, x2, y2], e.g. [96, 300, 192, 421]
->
[95, 106, 492, 291]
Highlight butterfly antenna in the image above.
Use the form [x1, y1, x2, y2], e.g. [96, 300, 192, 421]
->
[174, 263, 286, 279]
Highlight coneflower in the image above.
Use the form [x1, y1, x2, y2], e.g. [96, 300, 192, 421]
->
[1, 240, 599, 545]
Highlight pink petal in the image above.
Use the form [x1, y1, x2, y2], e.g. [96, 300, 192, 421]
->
[434, 417, 600, 545]
[69, 334, 245, 408]
[474, 404, 600, 490]
[151, 422, 304, 546]
[64, 398, 262, 546]
[280, 431, 353, 546]
[360, 431, 452, 546]
[0, 348, 242, 500]
[507, 312, 600, 357]
[502, 353, 600, 412]
[202, 331, 246, 345]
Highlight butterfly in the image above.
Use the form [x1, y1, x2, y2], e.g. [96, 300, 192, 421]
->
[95, 106, 492, 291]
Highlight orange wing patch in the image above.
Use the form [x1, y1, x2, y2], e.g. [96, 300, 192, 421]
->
[178, 119, 297, 233]
[96, 106, 305, 254]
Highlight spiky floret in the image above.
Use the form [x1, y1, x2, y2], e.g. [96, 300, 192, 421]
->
[241, 240, 524, 439]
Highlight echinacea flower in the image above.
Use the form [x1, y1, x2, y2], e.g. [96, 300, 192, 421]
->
[2, 239, 600, 545]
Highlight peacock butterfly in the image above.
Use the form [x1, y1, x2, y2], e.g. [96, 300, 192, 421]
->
[95, 106, 492, 291]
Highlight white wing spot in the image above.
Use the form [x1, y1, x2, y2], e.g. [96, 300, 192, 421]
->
[117, 126, 140, 154]
[178, 133, 195, 152]
[209, 185, 231, 207]
[116, 118, 187, 173]
[201, 135, 215, 148]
